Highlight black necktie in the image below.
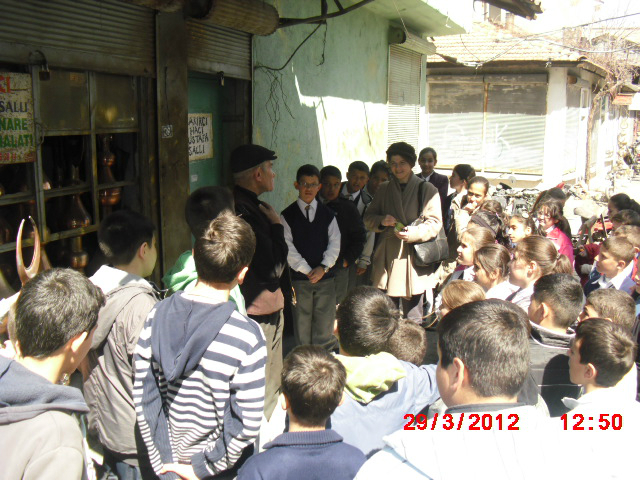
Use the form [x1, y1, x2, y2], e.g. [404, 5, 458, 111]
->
[305, 205, 311, 222]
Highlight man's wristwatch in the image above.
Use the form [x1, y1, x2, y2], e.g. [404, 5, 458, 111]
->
[320, 264, 330, 273]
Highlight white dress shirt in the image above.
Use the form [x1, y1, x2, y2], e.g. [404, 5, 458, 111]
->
[280, 197, 341, 275]
[341, 184, 366, 216]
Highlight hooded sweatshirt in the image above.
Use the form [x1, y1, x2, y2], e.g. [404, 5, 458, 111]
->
[330, 353, 439, 457]
[0, 356, 88, 480]
[162, 250, 247, 315]
[133, 292, 266, 479]
[84, 265, 160, 461]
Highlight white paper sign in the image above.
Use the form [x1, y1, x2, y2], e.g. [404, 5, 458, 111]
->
[188, 113, 213, 161]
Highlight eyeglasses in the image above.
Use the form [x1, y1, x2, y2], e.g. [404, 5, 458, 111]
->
[300, 182, 319, 189]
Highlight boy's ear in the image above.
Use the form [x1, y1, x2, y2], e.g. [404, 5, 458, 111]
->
[540, 302, 553, 323]
[585, 362, 598, 381]
[237, 266, 249, 285]
[138, 241, 149, 259]
[294, 181, 299, 190]
[68, 330, 90, 354]
[451, 357, 466, 391]
[280, 393, 290, 411]
[617, 259, 627, 271]
[338, 392, 345, 407]
[333, 319, 339, 337]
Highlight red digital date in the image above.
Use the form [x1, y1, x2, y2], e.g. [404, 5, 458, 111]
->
[561, 413, 622, 431]
[403, 412, 519, 431]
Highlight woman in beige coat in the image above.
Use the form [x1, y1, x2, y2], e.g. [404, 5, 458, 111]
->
[364, 142, 442, 322]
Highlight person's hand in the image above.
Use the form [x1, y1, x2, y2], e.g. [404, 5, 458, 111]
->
[307, 267, 325, 284]
[395, 228, 410, 241]
[259, 202, 281, 225]
[343, 259, 349, 268]
[463, 200, 479, 213]
[356, 267, 367, 276]
[160, 464, 198, 480]
[381, 215, 397, 227]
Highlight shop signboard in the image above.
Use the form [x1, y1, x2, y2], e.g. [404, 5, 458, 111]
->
[188, 113, 213, 161]
[0, 72, 36, 164]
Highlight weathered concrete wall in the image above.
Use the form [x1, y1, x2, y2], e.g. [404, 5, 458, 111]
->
[253, 0, 389, 212]
[542, 67, 567, 188]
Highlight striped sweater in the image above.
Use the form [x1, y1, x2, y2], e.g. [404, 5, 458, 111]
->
[133, 292, 266, 479]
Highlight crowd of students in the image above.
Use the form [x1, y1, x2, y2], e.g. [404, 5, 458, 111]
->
[1, 142, 640, 480]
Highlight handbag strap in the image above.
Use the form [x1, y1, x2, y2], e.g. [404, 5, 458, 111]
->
[417, 179, 426, 219]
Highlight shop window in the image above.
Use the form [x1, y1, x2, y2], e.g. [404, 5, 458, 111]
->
[0, 67, 144, 297]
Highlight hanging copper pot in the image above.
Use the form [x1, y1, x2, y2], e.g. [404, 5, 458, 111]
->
[98, 134, 121, 207]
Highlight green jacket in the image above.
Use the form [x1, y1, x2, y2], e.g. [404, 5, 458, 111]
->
[162, 250, 247, 316]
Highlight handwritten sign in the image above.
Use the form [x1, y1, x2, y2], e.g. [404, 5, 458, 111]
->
[188, 113, 213, 161]
[0, 72, 35, 163]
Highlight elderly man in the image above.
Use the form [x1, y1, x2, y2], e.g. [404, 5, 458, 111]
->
[232, 144, 288, 419]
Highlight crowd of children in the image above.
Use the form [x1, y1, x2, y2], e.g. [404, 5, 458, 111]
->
[1, 143, 639, 480]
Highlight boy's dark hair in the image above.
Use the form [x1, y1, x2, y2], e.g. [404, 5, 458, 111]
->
[281, 345, 346, 427]
[370, 160, 391, 177]
[348, 161, 370, 176]
[336, 286, 401, 356]
[600, 236, 635, 265]
[386, 142, 417, 167]
[193, 213, 256, 284]
[532, 274, 585, 329]
[437, 299, 530, 398]
[611, 209, 640, 227]
[574, 318, 637, 387]
[296, 164, 321, 183]
[387, 319, 427, 366]
[613, 224, 640, 248]
[185, 186, 235, 238]
[98, 210, 156, 265]
[320, 165, 342, 181]
[15, 268, 105, 358]
[585, 289, 636, 332]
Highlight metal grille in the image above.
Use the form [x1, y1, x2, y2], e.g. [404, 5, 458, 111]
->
[0, 0, 155, 76]
[187, 19, 251, 80]
[388, 45, 422, 151]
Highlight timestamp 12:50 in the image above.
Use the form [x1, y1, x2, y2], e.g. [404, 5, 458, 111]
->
[560, 413, 622, 431]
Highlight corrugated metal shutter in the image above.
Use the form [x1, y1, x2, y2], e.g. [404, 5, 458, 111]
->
[0, 0, 155, 76]
[388, 45, 422, 151]
[187, 20, 251, 81]
[427, 77, 547, 174]
[485, 84, 546, 173]
[427, 82, 484, 167]
[565, 86, 581, 176]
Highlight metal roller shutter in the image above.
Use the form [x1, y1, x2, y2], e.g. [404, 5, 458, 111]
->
[0, 0, 155, 76]
[388, 45, 423, 151]
[187, 19, 251, 81]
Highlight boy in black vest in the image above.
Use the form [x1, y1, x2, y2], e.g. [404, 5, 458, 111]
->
[281, 164, 341, 349]
[319, 165, 366, 304]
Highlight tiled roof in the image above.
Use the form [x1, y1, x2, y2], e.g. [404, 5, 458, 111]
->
[429, 22, 587, 66]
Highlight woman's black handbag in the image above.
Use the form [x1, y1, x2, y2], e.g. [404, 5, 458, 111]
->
[411, 181, 449, 267]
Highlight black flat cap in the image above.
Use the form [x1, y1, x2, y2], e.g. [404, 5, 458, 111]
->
[230, 144, 277, 173]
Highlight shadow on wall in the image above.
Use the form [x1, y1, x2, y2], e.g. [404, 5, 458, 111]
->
[253, 0, 389, 213]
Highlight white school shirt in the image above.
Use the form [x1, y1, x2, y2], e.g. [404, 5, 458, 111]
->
[280, 197, 341, 275]
[485, 280, 519, 301]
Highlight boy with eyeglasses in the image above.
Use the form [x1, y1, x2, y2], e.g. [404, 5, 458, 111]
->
[281, 164, 341, 348]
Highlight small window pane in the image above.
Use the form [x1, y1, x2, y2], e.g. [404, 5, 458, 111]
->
[39, 70, 89, 131]
[95, 74, 137, 129]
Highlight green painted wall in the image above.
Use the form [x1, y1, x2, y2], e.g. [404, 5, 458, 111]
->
[253, 0, 390, 212]
[188, 74, 223, 191]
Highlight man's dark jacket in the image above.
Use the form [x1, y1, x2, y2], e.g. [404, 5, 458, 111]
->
[233, 186, 288, 313]
[324, 196, 366, 270]
[419, 171, 450, 223]
[529, 323, 581, 417]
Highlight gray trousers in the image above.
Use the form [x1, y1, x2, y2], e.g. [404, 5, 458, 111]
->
[249, 311, 283, 421]
[333, 265, 355, 305]
[292, 277, 337, 349]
